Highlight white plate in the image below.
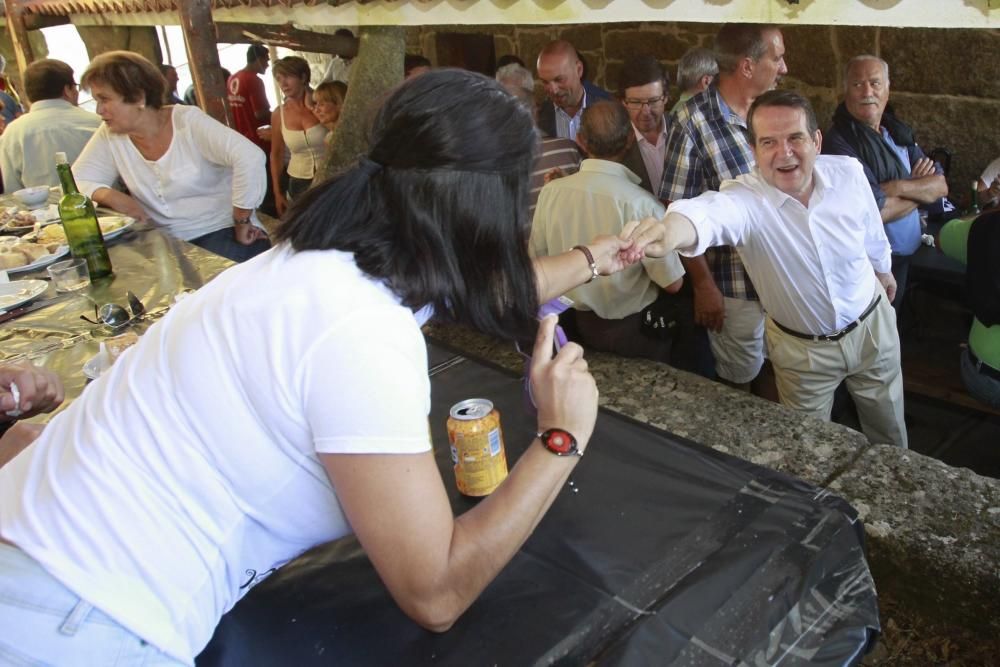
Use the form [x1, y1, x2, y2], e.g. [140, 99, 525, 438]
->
[6, 245, 70, 274]
[32, 205, 60, 222]
[98, 216, 137, 240]
[0, 279, 48, 311]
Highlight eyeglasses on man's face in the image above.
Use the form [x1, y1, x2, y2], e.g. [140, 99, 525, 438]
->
[623, 95, 667, 110]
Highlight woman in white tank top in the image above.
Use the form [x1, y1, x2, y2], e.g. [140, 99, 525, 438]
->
[269, 56, 328, 216]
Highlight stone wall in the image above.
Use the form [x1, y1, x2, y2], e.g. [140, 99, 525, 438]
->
[407, 22, 1000, 203]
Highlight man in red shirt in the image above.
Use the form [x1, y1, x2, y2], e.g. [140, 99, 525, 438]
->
[228, 44, 271, 152]
[228, 44, 275, 213]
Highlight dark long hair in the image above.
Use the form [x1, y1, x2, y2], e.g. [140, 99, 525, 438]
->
[275, 68, 540, 342]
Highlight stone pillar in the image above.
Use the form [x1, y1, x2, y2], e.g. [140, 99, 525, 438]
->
[318, 26, 405, 179]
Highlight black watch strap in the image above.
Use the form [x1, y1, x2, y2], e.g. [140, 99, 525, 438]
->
[536, 428, 582, 457]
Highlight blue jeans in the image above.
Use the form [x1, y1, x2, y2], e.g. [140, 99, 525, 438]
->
[189, 227, 271, 264]
[960, 348, 1000, 409]
[0, 541, 187, 666]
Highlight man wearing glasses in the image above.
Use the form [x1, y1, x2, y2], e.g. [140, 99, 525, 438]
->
[619, 55, 670, 196]
[660, 24, 788, 397]
[0, 59, 100, 193]
[536, 40, 611, 142]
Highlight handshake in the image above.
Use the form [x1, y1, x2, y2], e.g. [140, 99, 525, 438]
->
[576, 215, 687, 279]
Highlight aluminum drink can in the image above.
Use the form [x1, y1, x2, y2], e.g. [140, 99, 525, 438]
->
[447, 398, 508, 496]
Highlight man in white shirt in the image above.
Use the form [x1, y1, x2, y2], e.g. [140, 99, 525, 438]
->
[618, 55, 670, 196]
[0, 59, 100, 193]
[531, 100, 687, 367]
[626, 90, 906, 447]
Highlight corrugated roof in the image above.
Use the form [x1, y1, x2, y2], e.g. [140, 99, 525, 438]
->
[15, 0, 355, 17]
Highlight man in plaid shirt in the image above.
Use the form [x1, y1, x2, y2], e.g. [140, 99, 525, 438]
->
[659, 24, 787, 394]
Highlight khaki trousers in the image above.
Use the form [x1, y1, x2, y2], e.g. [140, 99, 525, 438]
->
[765, 295, 907, 448]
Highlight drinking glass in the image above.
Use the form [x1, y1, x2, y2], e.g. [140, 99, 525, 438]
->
[47, 258, 91, 292]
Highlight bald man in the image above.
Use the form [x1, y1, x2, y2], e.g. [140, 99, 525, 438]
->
[536, 40, 612, 141]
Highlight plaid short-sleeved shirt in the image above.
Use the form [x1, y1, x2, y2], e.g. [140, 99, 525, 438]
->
[659, 85, 759, 301]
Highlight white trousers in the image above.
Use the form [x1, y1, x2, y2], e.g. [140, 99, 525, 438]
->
[765, 295, 907, 448]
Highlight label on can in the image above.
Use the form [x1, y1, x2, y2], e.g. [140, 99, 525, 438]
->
[447, 398, 509, 496]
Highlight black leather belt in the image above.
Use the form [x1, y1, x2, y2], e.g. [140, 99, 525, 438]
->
[773, 295, 881, 342]
[969, 349, 1000, 381]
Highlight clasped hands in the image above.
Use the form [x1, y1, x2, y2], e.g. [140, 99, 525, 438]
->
[584, 216, 674, 277]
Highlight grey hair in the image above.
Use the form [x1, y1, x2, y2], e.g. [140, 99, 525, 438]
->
[496, 63, 534, 95]
[844, 55, 889, 89]
[676, 48, 718, 92]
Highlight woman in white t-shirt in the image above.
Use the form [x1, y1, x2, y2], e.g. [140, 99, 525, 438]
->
[0, 69, 643, 666]
[73, 51, 270, 264]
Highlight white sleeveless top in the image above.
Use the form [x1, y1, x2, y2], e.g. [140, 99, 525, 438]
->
[280, 105, 328, 179]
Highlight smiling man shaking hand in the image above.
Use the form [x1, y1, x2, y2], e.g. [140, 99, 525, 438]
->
[625, 90, 907, 448]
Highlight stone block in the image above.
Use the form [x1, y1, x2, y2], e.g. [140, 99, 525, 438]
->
[782, 25, 837, 88]
[833, 25, 880, 86]
[604, 29, 690, 64]
[517, 29, 559, 68]
[494, 35, 516, 59]
[829, 445, 1000, 635]
[892, 94, 1000, 203]
[558, 24, 604, 53]
[882, 28, 1000, 99]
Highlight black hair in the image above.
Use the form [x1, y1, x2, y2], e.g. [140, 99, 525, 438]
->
[404, 54, 432, 76]
[617, 55, 669, 97]
[247, 44, 269, 64]
[747, 89, 819, 144]
[275, 69, 540, 342]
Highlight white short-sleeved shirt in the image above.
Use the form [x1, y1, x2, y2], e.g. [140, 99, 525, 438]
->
[0, 245, 432, 663]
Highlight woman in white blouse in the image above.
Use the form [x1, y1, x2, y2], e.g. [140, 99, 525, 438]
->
[74, 51, 270, 263]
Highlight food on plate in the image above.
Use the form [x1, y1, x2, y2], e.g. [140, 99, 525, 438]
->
[37, 218, 130, 245]
[99, 217, 129, 234]
[105, 331, 139, 361]
[0, 208, 39, 229]
[35, 225, 66, 245]
[0, 241, 61, 269]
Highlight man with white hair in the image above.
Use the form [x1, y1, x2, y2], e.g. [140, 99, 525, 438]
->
[823, 55, 949, 314]
[672, 47, 718, 114]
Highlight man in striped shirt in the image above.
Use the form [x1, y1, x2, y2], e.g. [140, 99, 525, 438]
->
[660, 24, 787, 395]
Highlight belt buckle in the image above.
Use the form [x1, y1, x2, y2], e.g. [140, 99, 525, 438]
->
[828, 320, 858, 341]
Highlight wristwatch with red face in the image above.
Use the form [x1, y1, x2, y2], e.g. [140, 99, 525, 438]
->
[537, 428, 582, 457]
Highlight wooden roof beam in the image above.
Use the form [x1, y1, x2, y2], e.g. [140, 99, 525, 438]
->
[214, 21, 358, 57]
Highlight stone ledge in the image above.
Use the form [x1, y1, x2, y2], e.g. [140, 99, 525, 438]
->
[426, 323, 999, 636]
[829, 446, 1000, 635]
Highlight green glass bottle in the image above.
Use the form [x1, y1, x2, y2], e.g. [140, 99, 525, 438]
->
[969, 180, 981, 216]
[55, 151, 113, 280]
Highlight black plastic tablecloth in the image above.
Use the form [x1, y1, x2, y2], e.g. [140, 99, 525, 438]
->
[197, 341, 879, 666]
